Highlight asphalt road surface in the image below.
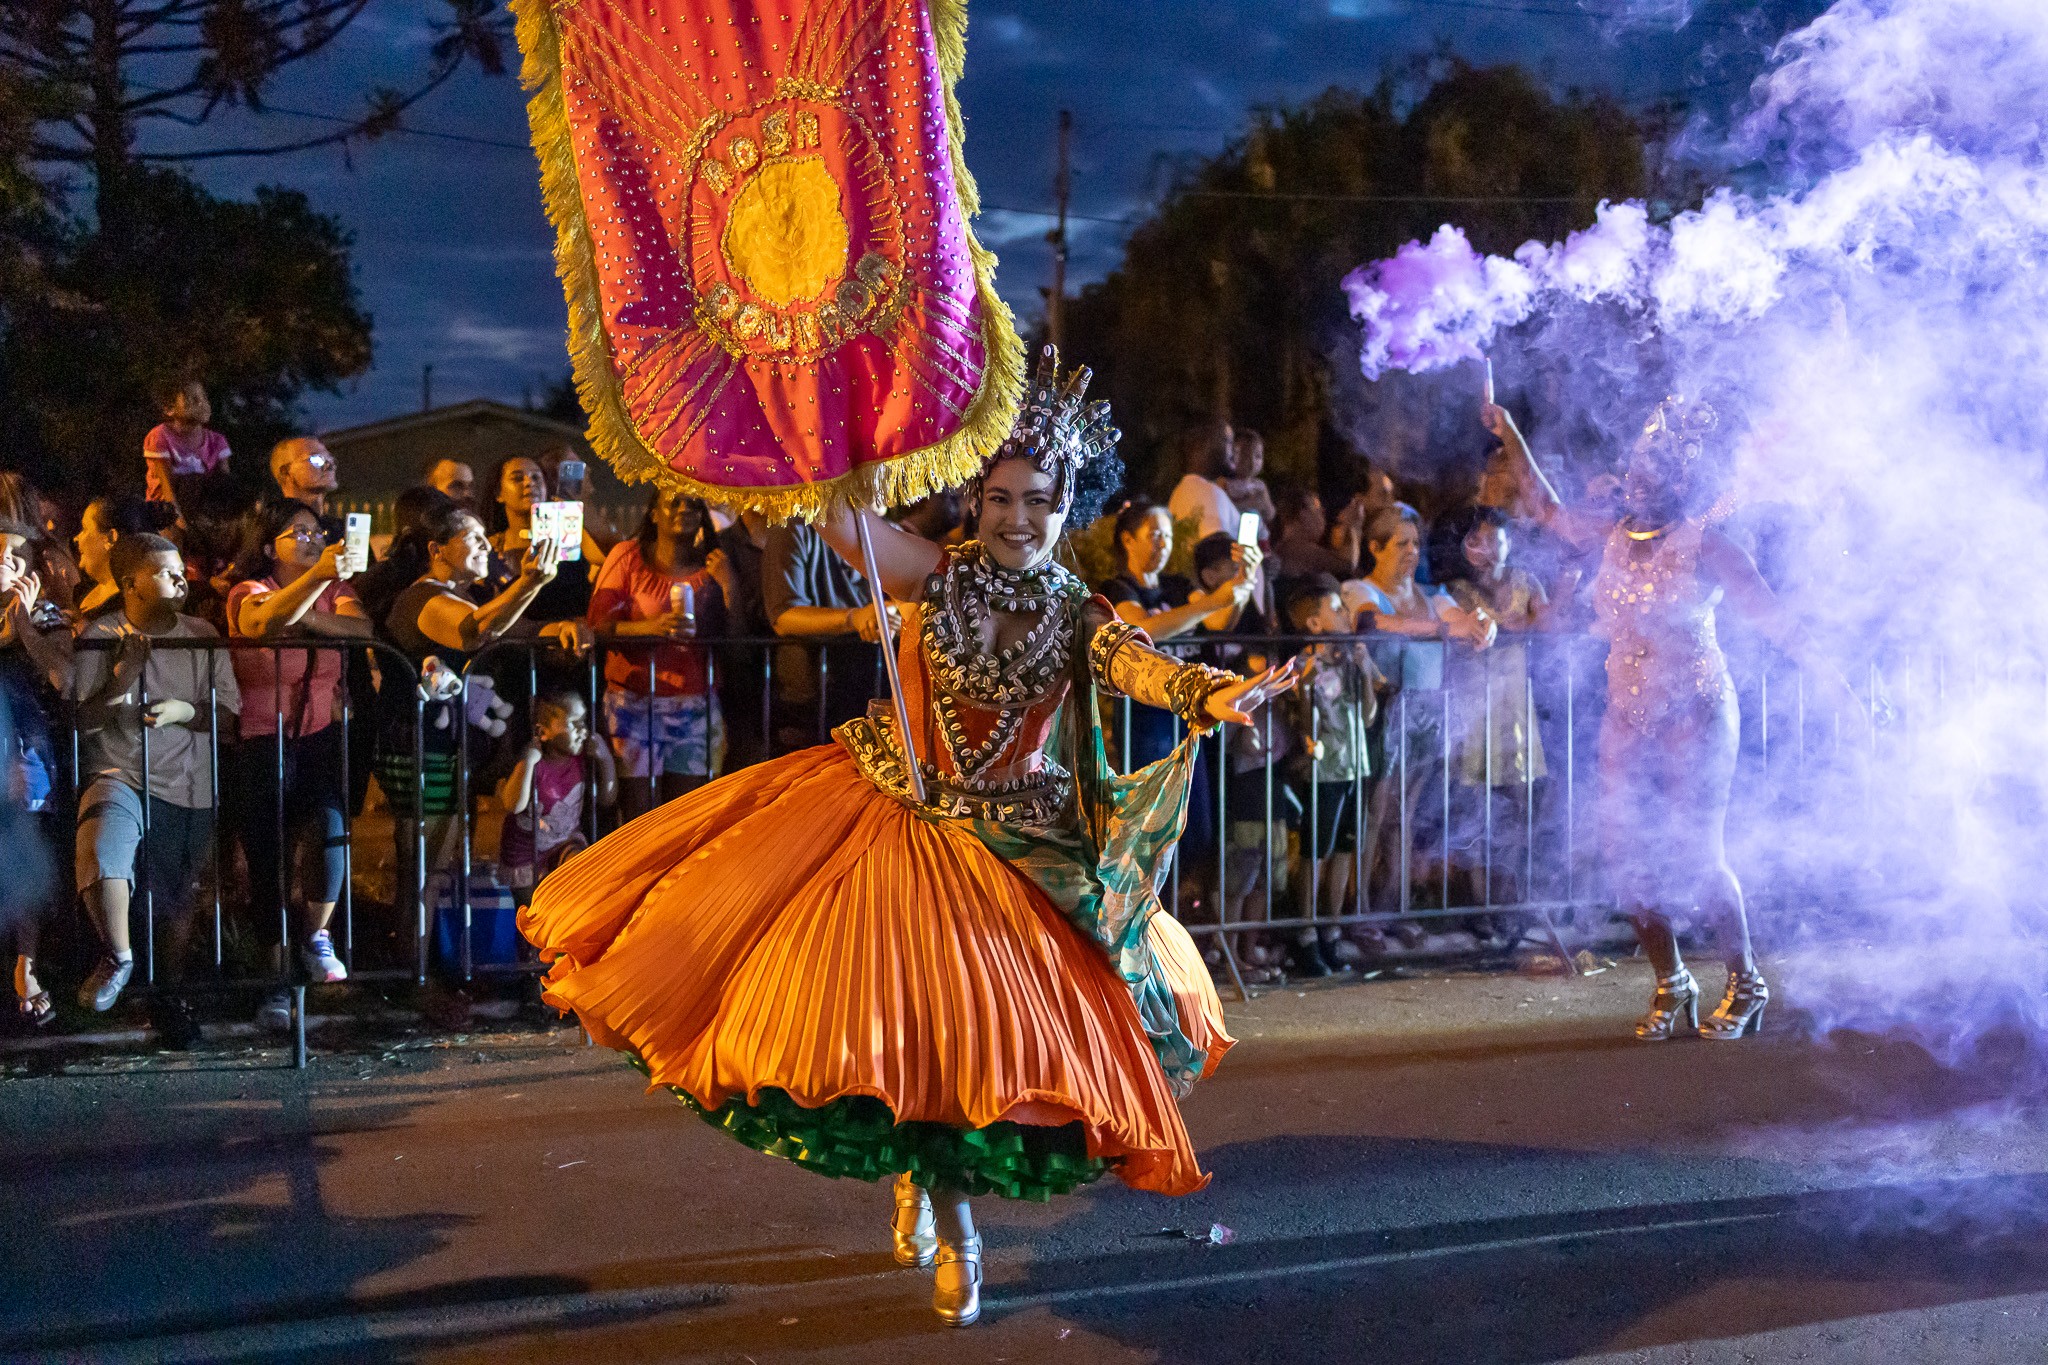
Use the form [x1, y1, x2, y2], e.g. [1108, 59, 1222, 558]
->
[4, 961, 2046, 1364]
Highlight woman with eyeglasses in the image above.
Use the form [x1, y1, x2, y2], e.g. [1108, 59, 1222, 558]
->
[225, 499, 373, 1031]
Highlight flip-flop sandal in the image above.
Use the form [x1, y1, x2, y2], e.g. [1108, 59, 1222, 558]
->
[17, 990, 53, 1028]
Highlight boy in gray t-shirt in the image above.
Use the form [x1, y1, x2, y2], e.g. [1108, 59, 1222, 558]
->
[70, 533, 240, 1037]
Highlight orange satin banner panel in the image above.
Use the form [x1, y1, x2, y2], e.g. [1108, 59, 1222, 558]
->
[514, 0, 1022, 520]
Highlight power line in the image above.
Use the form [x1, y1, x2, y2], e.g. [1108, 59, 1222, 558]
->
[130, 82, 531, 151]
[1392, 0, 1749, 28]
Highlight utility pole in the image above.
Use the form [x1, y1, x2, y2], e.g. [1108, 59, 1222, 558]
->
[1046, 108, 1072, 351]
[421, 363, 434, 414]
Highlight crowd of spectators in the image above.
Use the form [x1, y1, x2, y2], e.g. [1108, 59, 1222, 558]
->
[1, 376, 1597, 1041]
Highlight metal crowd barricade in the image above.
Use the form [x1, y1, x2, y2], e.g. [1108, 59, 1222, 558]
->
[444, 633, 885, 984]
[46, 617, 1891, 1030]
[61, 635, 427, 1064]
[1129, 630, 1605, 995]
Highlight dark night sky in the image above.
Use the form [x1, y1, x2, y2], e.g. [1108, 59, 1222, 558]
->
[162, 1, 1818, 433]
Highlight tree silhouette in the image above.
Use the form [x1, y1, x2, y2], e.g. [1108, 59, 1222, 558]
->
[1065, 63, 1652, 499]
[1, 1, 507, 231]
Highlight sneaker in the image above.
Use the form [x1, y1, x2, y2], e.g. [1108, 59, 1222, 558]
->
[149, 994, 201, 1050]
[1285, 937, 1333, 979]
[301, 930, 348, 984]
[1327, 936, 1367, 967]
[77, 956, 133, 1012]
[256, 990, 293, 1033]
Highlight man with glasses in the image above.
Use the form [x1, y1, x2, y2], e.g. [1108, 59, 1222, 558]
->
[268, 437, 340, 518]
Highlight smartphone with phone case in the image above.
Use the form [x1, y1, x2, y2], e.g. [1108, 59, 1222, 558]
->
[344, 513, 373, 575]
[555, 459, 587, 499]
[528, 501, 559, 557]
[1237, 510, 1261, 547]
[530, 501, 583, 563]
[552, 500, 583, 562]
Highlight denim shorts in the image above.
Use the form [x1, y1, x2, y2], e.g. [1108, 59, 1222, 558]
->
[75, 777, 216, 909]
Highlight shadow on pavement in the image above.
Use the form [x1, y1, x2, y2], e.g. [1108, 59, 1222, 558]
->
[1003, 1135, 2048, 1365]
[0, 1073, 469, 1355]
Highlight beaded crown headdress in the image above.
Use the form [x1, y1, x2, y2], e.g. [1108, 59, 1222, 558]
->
[1632, 395, 1718, 482]
[977, 345, 1120, 513]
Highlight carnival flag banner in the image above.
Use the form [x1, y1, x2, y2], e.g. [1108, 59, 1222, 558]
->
[513, 0, 1024, 521]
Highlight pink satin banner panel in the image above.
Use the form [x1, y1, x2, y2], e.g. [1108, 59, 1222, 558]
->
[550, 0, 993, 496]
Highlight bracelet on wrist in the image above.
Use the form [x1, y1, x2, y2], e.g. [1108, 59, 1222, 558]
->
[1165, 662, 1240, 727]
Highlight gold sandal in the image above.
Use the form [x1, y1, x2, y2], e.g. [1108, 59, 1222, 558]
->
[933, 1233, 981, 1327]
[890, 1172, 936, 1268]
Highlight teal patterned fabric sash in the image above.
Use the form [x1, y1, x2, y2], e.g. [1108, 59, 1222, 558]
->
[966, 708, 1210, 1096]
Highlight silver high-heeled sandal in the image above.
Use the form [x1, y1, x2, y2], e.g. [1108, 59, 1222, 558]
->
[890, 1172, 936, 1268]
[933, 1232, 982, 1327]
[1634, 967, 1700, 1041]
[1699, 967, 1769, 1040]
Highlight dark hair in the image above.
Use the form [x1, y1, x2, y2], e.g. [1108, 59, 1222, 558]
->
[976, 444, 1127, 531]
[152, 376, 201, 412]
[86, 493, 179, 540]
[1181, 420, 1232, 480]
[1364, 504, 1420, 552]
[1444, 503, 1509, 541]
[534, 688, 585, 722]
[395, 485, 458, 542]
[1067, 447, 1125, 528]
[1284, 573, 1344, 628]
[109, 532, 180, 584]
[229, 498, 322, 585]
[634, 487, 716, 564]
[486, 453, 547, 535]
[1274, 483, 1322, 528]
[1113, 497, 1166, 545]
[1429, 503, 1510, 581]
[1192, 531, 1237, 581]
[422, 502, 481, 548]
[357, 486, 460, 625]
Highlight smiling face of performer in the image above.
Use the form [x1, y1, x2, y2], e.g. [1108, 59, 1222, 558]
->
[978, 457, 1066, 573]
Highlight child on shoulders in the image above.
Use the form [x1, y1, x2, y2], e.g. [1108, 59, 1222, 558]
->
[142, 379, 232, 508]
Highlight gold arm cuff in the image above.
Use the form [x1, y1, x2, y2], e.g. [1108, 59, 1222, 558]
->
[1093, 622, 1241, 729]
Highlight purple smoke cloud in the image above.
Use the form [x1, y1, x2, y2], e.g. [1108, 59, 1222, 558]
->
[1342, 0, 2048, 1069]
[1341, 226, 1535, 379]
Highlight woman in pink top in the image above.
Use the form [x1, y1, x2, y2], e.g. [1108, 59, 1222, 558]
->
[589, 489, 742, 820]
[225, 499, 371, 1027]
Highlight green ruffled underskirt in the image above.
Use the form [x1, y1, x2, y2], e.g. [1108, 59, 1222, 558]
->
[627, 1057, 1112, 1201]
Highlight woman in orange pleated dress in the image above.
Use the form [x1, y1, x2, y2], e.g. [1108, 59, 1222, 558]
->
[521, 350, 1299, 1327]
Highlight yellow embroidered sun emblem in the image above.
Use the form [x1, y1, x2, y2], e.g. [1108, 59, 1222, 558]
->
[721, 155, 849, 308]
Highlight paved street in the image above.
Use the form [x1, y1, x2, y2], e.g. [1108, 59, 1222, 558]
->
[4, 962, 2046, 1364]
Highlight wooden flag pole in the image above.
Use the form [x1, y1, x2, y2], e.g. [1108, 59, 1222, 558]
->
[855, 512, 926, 804]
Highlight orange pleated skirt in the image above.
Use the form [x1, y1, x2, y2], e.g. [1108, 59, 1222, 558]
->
[520, 744, 1234, 1196]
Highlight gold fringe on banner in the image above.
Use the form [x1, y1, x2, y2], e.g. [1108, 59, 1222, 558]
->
[512, 0, 1024, 524]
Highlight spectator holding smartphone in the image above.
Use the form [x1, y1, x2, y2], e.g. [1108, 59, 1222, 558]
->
[484, 454, 593, 626]
[376, 506, 589, 922]
[538, 446, 613, 564]
[0, 519, 65, 1027]
[225, 499, 372, 1030]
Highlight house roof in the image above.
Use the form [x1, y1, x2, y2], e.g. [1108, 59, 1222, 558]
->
[321, 399, 587, 449]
